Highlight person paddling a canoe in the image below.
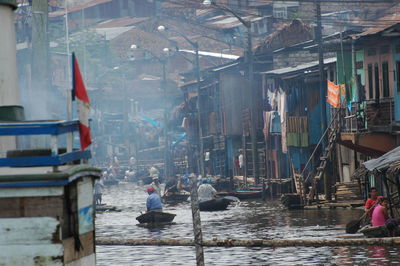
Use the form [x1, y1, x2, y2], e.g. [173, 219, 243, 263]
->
[371, 197, 389, 227]
[365, 187, 380, 217]
[146, 186, 163, 212]
[198, 178, 217, 202]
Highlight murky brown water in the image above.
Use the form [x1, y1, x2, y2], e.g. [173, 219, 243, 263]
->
[96, 183, 400, 265]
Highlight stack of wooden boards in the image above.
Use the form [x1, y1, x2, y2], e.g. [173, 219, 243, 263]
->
[332, 181, 364, 207]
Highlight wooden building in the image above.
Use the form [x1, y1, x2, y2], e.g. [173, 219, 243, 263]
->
[334, 17, 400, 188]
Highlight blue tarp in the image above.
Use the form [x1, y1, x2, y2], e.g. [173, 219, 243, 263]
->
[139, 115, 162, 128]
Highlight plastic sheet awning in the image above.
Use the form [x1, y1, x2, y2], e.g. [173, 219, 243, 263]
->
[363, 146, 400, 171]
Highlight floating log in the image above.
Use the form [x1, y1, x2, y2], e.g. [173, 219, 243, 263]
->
[96, 237, 400, 248]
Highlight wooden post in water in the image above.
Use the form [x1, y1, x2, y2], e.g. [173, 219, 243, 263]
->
[190, 175, 205, 266]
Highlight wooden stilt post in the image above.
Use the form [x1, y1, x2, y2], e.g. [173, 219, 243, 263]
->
[383, 174, 395, 218]
[190, 175, 204, 266]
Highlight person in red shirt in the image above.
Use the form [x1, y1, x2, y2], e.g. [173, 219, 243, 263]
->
[365, 187, 380, 216]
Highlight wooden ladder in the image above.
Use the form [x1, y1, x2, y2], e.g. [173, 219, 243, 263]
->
[306, 109, 342, 203]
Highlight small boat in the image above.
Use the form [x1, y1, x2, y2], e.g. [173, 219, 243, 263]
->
[359, 225, 400, 238]
[218, 185, 267, 200]
[280, 193, 304, 209]
[136, 211, 176, 224]
[199, 198, 231, 211]
[96, 204, 120, 212]
[163, 191, 190, 202]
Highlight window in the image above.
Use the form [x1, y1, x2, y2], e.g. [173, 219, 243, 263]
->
[396, 45, 400, 54]
[273, 7, 287, 19]
[382, 61, 389, 97]
[368, 64, 373, 98]
[374, 63, 380, 99]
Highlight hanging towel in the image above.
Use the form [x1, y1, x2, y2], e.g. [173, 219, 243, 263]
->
[278, 91, 287, 153]
[263, 111, 273, 141]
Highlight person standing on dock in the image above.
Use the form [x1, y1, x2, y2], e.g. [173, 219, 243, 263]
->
[198, 178, 217, 202]
[146, 186, 163, 212]
[365, 187, 380, 217]
[94, 179, 104, 205]
[238, 151, 244, 175]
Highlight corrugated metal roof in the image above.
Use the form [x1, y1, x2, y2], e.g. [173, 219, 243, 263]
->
[94, 26, 135, 41]
[93, 17, 149, 28]
[49, 0, 112, 18]
[352, 12, 400, 39]
[211, 62, 240, 72]
[206, 15, 263, 29]
[179, 49, 240, 60]
[249, 0, 273, 7]
[261, 57, 336, 76]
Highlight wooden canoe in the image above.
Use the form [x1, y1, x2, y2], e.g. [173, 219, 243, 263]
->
[359, 226, 400, 238]
[199, 198, 231, 211]
[136, 211, 176, 224]
[217, 190, 265, 200]
[163, 192, 190, 202]
[217, 185, 268, 200]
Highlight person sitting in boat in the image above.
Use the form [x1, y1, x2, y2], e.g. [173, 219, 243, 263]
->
[365, 187, 380, 217]
[146, 186, 163, 212]
[165, 177, 179, 194]
[197, 178, 217, 202]
[371, 197, 389, 227]
[151, 176, 162, 195]
[149, 166, 160, 179]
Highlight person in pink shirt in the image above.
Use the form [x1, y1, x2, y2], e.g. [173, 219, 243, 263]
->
[371, 197, 389, 227]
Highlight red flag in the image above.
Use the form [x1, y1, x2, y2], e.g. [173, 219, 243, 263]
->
[72, 53, 92, 150]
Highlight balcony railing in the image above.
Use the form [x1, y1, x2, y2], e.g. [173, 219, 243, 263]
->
[0, 120, 91, 167]
[339, 98, 394, 133]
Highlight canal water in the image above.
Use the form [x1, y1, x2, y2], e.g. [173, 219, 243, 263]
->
[96, 183, 400, 265]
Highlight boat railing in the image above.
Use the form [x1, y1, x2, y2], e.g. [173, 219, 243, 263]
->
[0, 119, 90, 167]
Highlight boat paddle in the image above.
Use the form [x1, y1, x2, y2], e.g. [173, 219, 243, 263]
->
[345, 201, 379, 234]
[345, 212, 368, 234]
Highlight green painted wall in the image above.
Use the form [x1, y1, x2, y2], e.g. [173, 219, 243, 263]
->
[336, 49, 364, 103]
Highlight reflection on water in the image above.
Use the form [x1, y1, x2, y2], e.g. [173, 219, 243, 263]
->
[96, 183, 400, 265]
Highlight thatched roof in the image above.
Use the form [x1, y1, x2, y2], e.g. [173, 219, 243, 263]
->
[255, 19, 313, 54]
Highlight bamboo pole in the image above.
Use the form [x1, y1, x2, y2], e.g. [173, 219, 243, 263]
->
[96, 237, 400, 248]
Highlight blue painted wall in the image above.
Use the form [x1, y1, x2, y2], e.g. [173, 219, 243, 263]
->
[309, 101, 323, 145]
[289, 147, 311, 172]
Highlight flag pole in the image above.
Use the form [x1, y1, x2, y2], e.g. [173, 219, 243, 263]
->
[65, 1, 73, 153]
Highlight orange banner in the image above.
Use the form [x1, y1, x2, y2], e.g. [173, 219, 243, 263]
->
[327, 80, 340, 108]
